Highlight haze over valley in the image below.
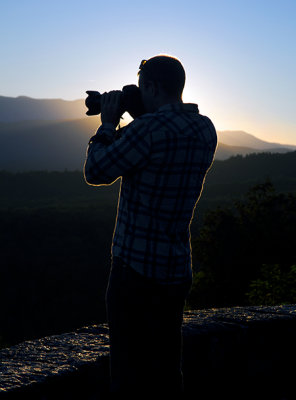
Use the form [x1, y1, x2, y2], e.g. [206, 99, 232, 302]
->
[0, 95, 295, 171]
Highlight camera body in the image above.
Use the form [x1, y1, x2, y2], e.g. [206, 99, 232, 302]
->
[85, 84, 145, 120]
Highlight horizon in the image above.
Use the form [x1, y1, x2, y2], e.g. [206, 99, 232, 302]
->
[1, 93, 295, 147]
[1, 0, 295, 145]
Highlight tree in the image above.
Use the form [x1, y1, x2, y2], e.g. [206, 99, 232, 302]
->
[187, 182, 296, 308]
[246, 264, 296, 306]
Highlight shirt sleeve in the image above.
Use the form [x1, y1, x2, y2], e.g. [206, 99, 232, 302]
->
[84, 117, 151, 186]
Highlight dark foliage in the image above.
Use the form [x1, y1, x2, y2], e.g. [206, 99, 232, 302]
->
[0, 172, 120, 347]
[1, 151, 296, 347]
[246, 263, 296, 305]
[188, 182, 296, 309]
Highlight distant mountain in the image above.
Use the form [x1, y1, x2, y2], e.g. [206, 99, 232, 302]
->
[0, 95, 87, 121]
[0, 95, 295, 170]
[218, 130, 296, 151]
[215, 142, 295, 161]
[0, 117, 295, 171]
[0, 118, 99, 171]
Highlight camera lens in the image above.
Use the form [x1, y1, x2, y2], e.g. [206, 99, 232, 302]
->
[85, 91, 102, 116]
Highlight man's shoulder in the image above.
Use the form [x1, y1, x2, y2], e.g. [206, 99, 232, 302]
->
[134, 112, 156, 124]
[198, 113, 216, 129]
[117, 113, 154, 140]
[120, 113, 156, 135]
[196, 114, 218, 148]
[121, 107, 217, 142]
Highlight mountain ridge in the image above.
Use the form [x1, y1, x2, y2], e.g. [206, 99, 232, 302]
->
[217, 130, 296, 150]
[0, 116, 295, 171]
[0, 95, 295, 170]
[0, 95, 86, 121]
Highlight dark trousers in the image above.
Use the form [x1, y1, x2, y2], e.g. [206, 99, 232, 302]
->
[105, 256, 192, 396]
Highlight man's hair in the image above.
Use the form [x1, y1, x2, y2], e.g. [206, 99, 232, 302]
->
[138, 55, 186, 98]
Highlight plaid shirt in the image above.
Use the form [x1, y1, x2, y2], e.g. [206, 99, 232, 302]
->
[84, 103, 217, 284]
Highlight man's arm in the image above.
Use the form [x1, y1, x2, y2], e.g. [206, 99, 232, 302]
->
[84, 115, 151, 186]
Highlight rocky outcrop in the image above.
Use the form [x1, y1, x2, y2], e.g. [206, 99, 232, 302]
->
[1, 305, 296, 399]
[0, 325, 110, 399]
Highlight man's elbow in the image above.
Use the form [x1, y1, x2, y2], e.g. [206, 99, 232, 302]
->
[84, 174, 101, 186]
[83, 168, 116, 186]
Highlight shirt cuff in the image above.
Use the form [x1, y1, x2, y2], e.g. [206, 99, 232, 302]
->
[89, 123, 116, 145]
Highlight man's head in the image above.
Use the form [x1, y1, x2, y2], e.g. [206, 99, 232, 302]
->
[138, 55, 186, 113]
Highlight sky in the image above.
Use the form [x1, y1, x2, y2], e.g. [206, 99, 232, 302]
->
[0, 0, 295, 145]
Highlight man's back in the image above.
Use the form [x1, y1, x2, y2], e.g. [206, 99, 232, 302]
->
[89, 102, 217, 283]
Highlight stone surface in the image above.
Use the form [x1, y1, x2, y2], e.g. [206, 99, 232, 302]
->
[0, 324, 110, 398]
[182, 305, 296, 399]
[1, 306, 296, 399]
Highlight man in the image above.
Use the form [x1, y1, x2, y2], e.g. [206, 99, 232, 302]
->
[84, 55, 217, 395]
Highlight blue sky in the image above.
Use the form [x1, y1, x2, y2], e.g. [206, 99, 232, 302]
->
[1, 0, 295, 144]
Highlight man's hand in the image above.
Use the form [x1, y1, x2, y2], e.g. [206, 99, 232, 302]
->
[101, 90, 122, 127]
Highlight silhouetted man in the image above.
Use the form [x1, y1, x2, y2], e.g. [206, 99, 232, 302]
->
[84, 55, 217, 396]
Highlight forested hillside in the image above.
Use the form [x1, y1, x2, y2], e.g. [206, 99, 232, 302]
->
[203, 151, 296, 203]
[1, 151, 296, 348]
[1, 151, 295, 208]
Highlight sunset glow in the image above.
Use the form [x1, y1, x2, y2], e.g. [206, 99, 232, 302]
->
[0, 0, 295, 145]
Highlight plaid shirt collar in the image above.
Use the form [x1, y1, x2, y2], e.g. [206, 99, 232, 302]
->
[157, 102, 199, 114]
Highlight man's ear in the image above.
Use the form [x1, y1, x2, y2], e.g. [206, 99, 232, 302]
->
[146, 80, 159, 97]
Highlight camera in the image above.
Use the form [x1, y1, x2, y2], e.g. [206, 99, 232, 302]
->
[85, 84, 145, 120]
